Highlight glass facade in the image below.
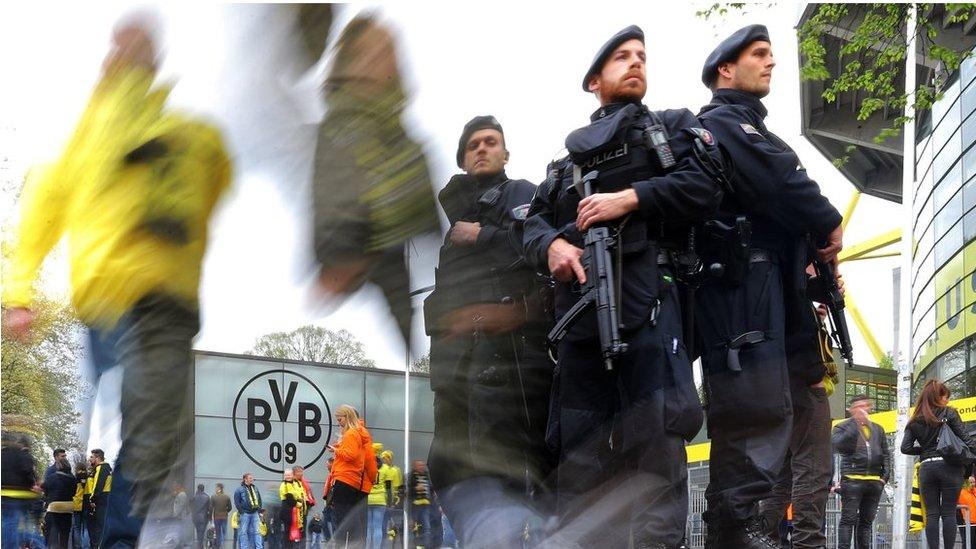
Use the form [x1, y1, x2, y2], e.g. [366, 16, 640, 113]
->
[191, 351, 433, 504]
[912, 50, 976, 396]
[844, 367, 897, 412]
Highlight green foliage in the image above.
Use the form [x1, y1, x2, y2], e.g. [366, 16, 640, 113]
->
[1, 243, 87, 472]
[797, 3, 975, 146]
[878, 351, 895, 369]
[695, 3, 747, 20]
[246, 325, 376, 368]
[409, 352, 430, 374]
[699, 3, 976, 155]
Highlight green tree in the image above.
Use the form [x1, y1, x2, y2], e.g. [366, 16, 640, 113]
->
[246, 325, 376, 368]
[877, 351, 895, 369]
[410, 352, 430, 374]
[0, 273, 88, 470]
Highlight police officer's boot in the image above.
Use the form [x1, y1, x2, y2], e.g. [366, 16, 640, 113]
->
[718, 516, 780, 549]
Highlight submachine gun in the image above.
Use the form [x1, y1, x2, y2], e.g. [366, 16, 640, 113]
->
[546, 169, 627, 371]
[806, 237, 854, 366]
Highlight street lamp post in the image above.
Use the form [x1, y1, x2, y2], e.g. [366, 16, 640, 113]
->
[891, 6, 917, 549]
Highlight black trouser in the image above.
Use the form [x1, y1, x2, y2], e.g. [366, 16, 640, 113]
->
[837, 479, 883, 549]
[331, 480, 367, 546]
[760, 385, 832, 548]
[44, 511, 72, 549]
[697, 260, 792, 528]
[88, 495, 108, 547]
[919, 459, 965, 549]
[548, 275, 701, 548]
[194, 520, 207, 549]
[96, 295, 200, 548]
[427, 324, 554, 547]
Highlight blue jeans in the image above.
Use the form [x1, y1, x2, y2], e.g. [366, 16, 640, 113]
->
[309, 531, 323, 546]
[71, 511, 91, 549]
[1, 498, 45, 549]
[437, 476, 546, 548]
[411, 505, 432, 549]
[214, 518, 228, 546]
[366, 506, 388, 549]
[238, 512, 263, 549]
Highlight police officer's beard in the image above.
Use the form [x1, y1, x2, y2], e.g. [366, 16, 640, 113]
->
[606, 76, 645, 104]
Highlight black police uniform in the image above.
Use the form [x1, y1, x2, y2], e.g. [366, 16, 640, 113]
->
[424, 170, 554, 546]
[523, 101, 722, 547]
[694, 86, 842, 543]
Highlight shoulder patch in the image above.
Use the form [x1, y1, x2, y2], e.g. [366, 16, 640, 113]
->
[739, 123, 763, 137]
[511, 203, 530, 221]
[689, 128, 714, 146]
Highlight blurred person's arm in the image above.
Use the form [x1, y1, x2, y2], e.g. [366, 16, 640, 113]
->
[311, 130, 371, 295]
[5, 24, 163, 316]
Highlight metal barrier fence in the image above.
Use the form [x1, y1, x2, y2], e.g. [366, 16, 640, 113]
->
[685, 490, 972, 548]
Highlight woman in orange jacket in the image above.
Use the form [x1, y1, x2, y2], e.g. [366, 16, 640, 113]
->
[328, 404, 373, 545]
[958, 476, 976, 549]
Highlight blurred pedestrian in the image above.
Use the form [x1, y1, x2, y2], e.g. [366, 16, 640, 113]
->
[86, 449, 112, 546]
[44, 457, 78, 548]
[292, 466, 315, 547]
[1, 12, 231, 546]
[0, 422, 45, 549]
[213, 483, 233, 547]
[311, 14, 438, 346]
[408, 460, 433, 549]
[192, 483, 213, 549]
[70, 463, 90, 549]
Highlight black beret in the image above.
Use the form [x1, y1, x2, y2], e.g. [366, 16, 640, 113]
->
[581, 25, 644, 92]
[701, 24, 770, 88]
[457, 115, 504, 168]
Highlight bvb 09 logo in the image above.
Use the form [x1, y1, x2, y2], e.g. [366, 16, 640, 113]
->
[232, 370, 332, 473]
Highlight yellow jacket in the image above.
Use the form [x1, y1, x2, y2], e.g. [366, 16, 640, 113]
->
[73, 483, 84, 512]
[367, 464, 400, 506]
[279, 479, 306, 528]
[5, 66, 231, 327]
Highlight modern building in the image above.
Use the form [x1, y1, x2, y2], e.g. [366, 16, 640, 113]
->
[189, 351, 434, 502]
[797, 4, 976, 398]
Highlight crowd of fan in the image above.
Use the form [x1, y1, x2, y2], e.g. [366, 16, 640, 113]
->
[0, 415, 458, 549]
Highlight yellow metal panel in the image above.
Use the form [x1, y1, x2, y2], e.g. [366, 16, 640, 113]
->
[685, 395, 976, 463]
[838, 228, 902, 263]
[845, 293, 886, 364]
[842, 191, 860, 232]
[842, 252, 900, 262]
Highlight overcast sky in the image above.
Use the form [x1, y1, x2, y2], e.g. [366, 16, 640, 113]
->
[0, 1, 902, 370]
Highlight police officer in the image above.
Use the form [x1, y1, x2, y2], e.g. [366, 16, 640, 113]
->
[695, 25, 843, 549]
[523, 26, 723, 548]
[425, 116, 553, 548]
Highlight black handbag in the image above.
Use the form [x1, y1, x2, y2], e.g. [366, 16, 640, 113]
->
[936, 413, 976, 464]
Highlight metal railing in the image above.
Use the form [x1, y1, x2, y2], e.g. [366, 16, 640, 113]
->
[685, 490, 972, 548]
